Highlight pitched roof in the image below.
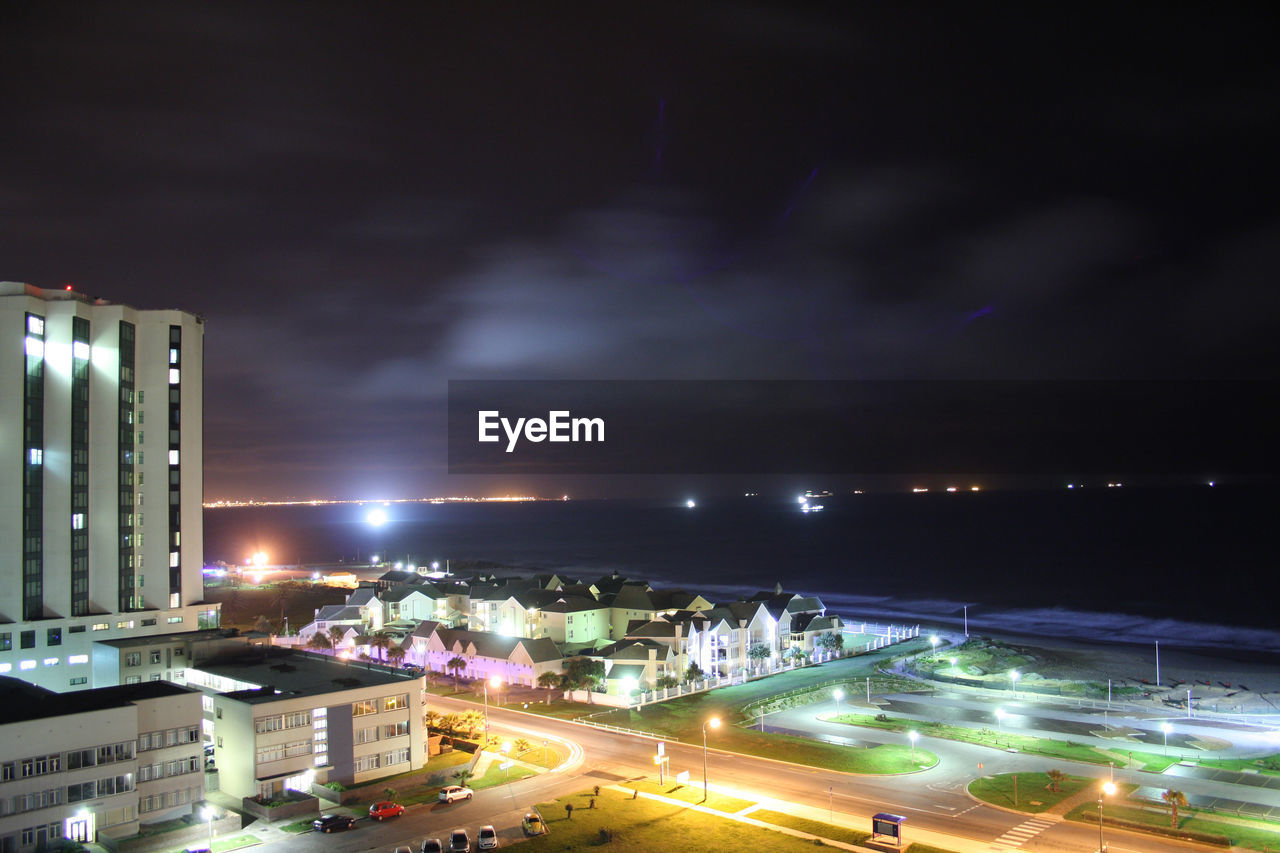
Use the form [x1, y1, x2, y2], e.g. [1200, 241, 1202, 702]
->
[540, 595, 607, 614]
[605, 663, 646, 681]
[625, 620, 678, 638]
[606, 583, 654, 611]
[347, 587, 378, 607]
[315, 605, 362, 622]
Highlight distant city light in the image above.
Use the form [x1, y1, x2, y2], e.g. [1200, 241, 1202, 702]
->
[366, 508, 388, 527]
[370, 554, 379, 564]
[912, 487, 928, 493]
[798, 495, 808, 504]
[946, 486, 957, 492]
[251, 551, 268, 567]
[686, 499, 696, 508]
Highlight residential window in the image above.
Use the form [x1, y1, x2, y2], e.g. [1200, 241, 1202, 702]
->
[353, 754, 379, 773]
[149, 650, 161, 664]
[125, 652, 141, 667]
[384, 747, 410, 766]
[254, 715, 284, 734]
[351, 699, 377, 716]
[383, 693, 409, 711]
[0, 633, 10, 651]
[20, 631, 35, 649]
[355, 726, 379, 745]
[47, 627, 61, 646]
[382, 721, 409, 739]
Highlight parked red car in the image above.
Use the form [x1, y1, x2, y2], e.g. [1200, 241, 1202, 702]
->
[369, 801, 405, 820]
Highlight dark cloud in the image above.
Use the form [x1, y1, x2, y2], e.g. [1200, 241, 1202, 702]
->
[2, 1, 1277, 499]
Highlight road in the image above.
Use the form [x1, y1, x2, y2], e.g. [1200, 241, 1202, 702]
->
[266, 694, 1221, 853]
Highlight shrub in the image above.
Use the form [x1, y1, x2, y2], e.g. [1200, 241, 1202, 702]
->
[598, 827, 615, 843]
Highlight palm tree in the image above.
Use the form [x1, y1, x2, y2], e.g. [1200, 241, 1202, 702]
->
[685, 662, 704, 682]
[307, 633, 332, 651]
[387, 644, 407, 669]
[369, 634, 392, 664]
[513, 737, 531, 755]
[1162, 789, 1188, 828]
[1046, 769, 1066, 793]
[537, 671, 561, 704]
[327, 625, 347, 649]
[748, 642, 772, 669]
[446, 656, 467, 691]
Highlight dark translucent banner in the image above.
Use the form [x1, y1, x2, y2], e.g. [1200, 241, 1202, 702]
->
[447, 380, 1278, 475]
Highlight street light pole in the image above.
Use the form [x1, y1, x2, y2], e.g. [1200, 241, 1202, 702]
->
[702, 717, 720, 802]
[202, 806, 214, 850]
[1161, 722, 1172, 755]
[1098, 781, 1116, 852]
[483, 676, 502, 738]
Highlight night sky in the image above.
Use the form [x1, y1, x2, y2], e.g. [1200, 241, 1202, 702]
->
[3, 3, 1277, 500]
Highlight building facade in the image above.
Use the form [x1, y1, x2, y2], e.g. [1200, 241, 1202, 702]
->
[1, 283, 217, 692]
[0, 677, 204, 853]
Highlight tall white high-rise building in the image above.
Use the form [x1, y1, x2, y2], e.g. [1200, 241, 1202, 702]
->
[1, 282, 218, 691]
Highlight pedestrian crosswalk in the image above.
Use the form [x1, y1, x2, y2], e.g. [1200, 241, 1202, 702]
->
[993, 815, 1056, 847]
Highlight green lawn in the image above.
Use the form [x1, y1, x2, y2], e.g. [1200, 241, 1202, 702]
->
[1064, 800, 1279, 849]
[278, 819, 316, 834]
[748, 809, 871, 845]
[968, 772, 1101, 813]
[831, 712, 1118, 766]
[522, 788, 877, 852]
[630, 779, 756, 813]
[210, 833, 259, 853]
[1190, 754, 1280, 777]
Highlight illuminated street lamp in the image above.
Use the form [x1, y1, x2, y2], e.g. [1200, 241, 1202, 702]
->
[1098, 780, 1117, 852]
[929, 635, 939, 652]
[995, 707, 1006, 732]
[702, 717, 721, 802]
[202, 806, 215, 850]
[833, 688, 844, 715]
[1161, 721, 1172, 755]
[1010, 670, 1020, 697]
[483, 676, 503, 737]
[950, 657, 958, 671]
[908, 730, 919, 759]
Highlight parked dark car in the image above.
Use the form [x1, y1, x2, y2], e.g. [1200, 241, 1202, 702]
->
[313, 814, 357, 833]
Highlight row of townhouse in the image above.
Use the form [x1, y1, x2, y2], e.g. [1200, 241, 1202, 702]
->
[298, 570, 716, 650]
[339, 577, 848, 694]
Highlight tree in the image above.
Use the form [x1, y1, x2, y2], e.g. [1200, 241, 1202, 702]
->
[446, 656, 467, 690]
[1046, 769, 1066, 793]
[307, 633, 332, 651]
[565, 803, 573, 821]
[655, 674, 679, 690]
[685, 662, 704, 682]
[817, 632, 845, 656]
[1162, 789, 1188, 828]
[386, 645, 406, 668]
[513, 738, 531, 755]
[560, 658, 605, 704]
[382, 786, 396, 801]
[253, 614, 273, 634]
[748, 642, 772, 666]
[537, 671, 562, 703]
[452, 769, 472, 785]
[369, 634, 392, 663]
[327, 625, 347, 649]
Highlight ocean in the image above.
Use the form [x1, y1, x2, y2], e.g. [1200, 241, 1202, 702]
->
[202, 484, 1279, 654]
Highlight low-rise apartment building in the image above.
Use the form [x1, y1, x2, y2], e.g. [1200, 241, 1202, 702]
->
[0, 677, 203, 852]
[184, 648, 425, 801]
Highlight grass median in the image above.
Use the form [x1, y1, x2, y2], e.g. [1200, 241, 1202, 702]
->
[968, 772, 1106, 813]
[526, 788, 867, 852]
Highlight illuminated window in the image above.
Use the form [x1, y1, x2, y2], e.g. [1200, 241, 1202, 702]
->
[0, 663, 10, 673]
[20, 660, 36, 670]
[168, 368, 180, 385]
[25, 336, 44, 358]
[27, 315, 44, 335]
[69, 654, 88, 665]
[169, 552, 180, 567]
[29, 448, 42, 465]
[92, 623, 109, 631]
[169, 348, 179, 364]
[169, 450, 179, 465]
[43, 657, 59, 666]
[72, 513, 86, 530]
[73, 340, 90, 360]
